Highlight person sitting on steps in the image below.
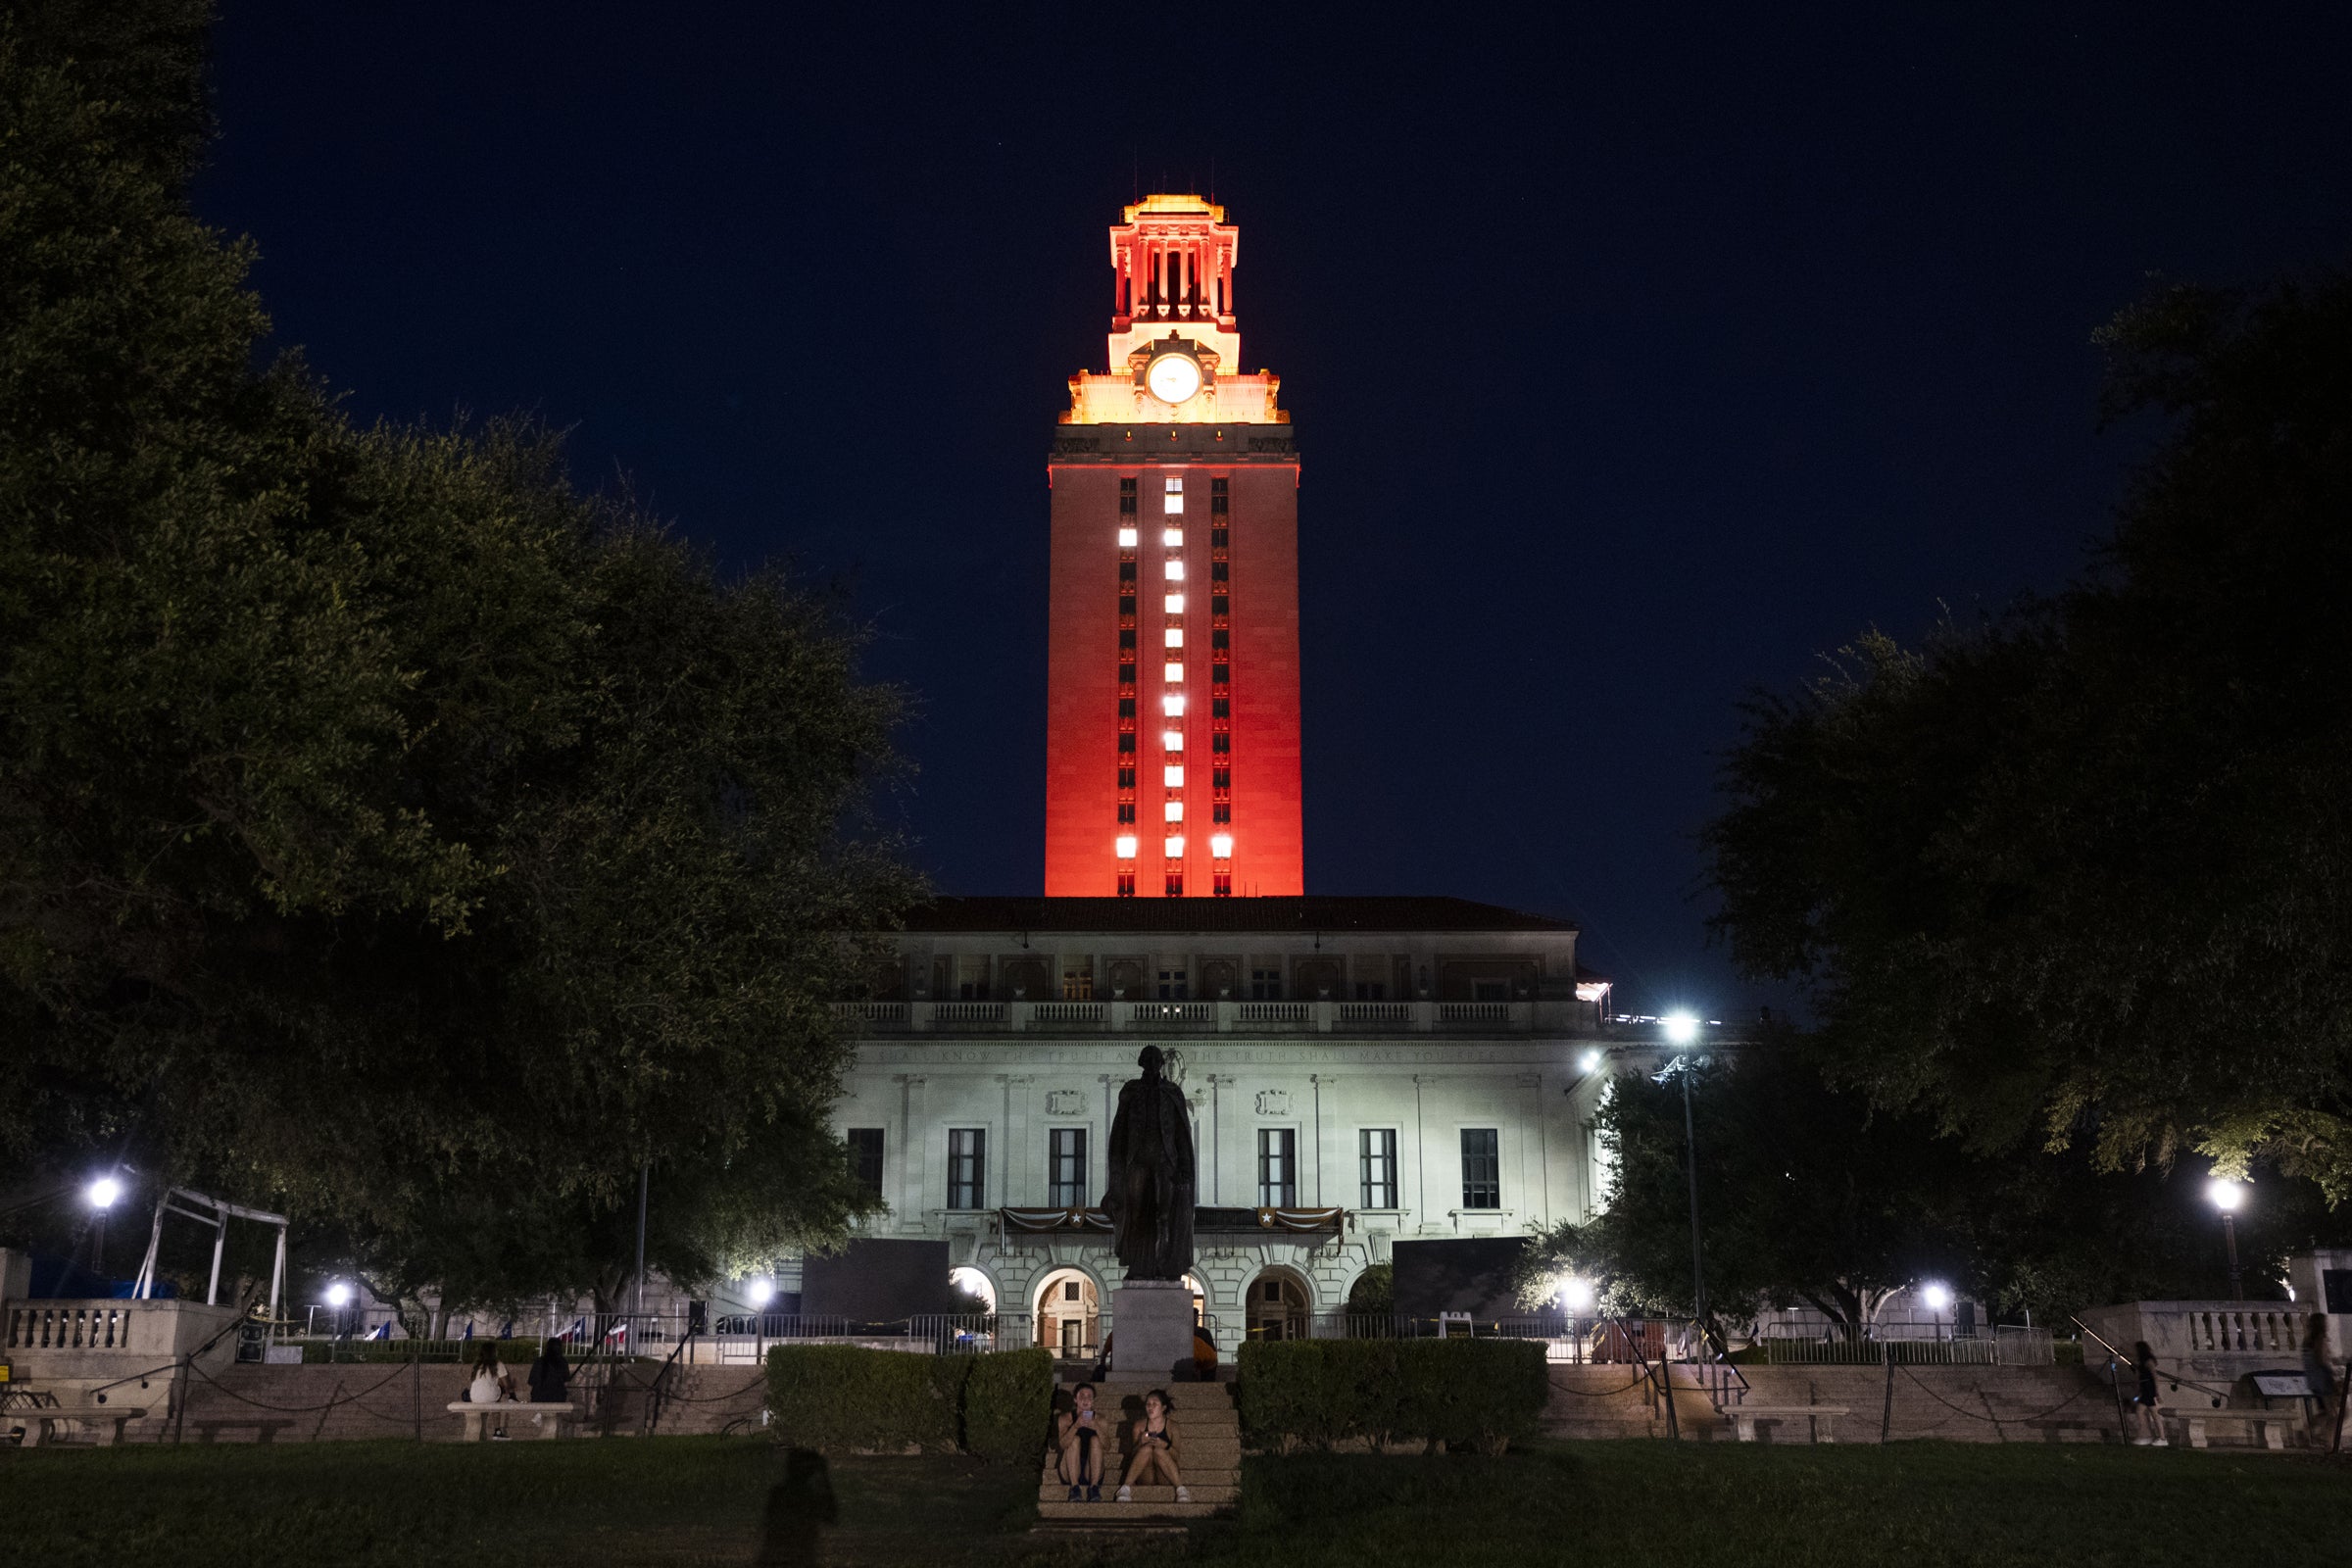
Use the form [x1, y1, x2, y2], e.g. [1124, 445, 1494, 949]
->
[1055, 1383, 1106, 1501]
[1116, 1389, 1188, 1504]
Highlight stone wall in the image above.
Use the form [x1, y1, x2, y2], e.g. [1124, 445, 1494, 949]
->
[1545, 1361, 2140, 1445]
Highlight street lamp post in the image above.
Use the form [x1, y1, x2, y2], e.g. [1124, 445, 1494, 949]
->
[1660, 1013, 1706, 1338]
[85, 1175, 122, 1279]
[2207, 1178, 2246, 1300]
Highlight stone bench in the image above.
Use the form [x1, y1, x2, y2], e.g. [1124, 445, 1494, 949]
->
[2021, 1417, 2117, 1444]
[2157, 1406, 2291, 1450]
[14, 1404, 148, 1447]
[447, 1401, 574, 1441]
[1723, 1404, 1847, 1444]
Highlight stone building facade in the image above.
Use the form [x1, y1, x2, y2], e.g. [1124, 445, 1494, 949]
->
[813, 895, 1621, 1352]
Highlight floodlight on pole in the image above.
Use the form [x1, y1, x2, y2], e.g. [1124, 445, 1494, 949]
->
[1558, 1275, 1596, 1314]
[1662, 1011, 1700, 1046]
[86, 1176, 123, 1209]
[2207, 1176, 2246, 1299]
[1921, 1283, 1952, 1311]
[324, 1281, 354, 1308]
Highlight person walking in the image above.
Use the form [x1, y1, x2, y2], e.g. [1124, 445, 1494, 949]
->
[2301, 1313, 2339, 1449]
[2131, 1341, 2167, 1446]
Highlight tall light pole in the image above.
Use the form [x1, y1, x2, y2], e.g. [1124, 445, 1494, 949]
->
[1659, 1012, 1706, 1338]
[86, 1175, 122, 1279]
[2207, 1178, 2246, 1300]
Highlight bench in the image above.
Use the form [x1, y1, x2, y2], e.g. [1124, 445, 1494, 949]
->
[447, 1400, 574, 1441]
[2157, 1406, 2291, 1450]
[15, 1404, 148, 1447]
[2022, 1417, 2117, 1444]
[1723, 1405, 1847, 1444]
[192, 1417, 297, 1444]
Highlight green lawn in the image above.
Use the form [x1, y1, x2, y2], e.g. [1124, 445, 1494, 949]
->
[8, 1437, 2350, 1568]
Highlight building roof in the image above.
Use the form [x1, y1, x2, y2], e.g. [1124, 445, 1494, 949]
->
[896, 896, 1577, 936]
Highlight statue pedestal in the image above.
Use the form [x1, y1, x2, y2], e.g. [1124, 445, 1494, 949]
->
[1109, 1279, 1197, 1381]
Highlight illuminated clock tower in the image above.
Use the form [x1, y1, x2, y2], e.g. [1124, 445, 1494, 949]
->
[1044, 193, 1303, 898]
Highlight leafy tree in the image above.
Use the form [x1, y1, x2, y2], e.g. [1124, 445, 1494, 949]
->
[1703, 270, 2352, 1199]
[0, 3, 915, 1301]
[1518, 1046, 2348, 1333]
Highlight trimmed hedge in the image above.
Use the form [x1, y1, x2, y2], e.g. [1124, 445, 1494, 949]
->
[1239, 1339, 1548, 1454]
[764, 1346, 1052, 1460]
[959, 1348, 1055, 1463]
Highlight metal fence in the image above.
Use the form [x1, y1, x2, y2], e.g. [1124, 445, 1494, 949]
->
[1758, 1325, 2054, 1367]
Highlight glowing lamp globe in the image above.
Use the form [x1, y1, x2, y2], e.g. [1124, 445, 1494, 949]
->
[1663, 1012, 1700, 1046]
[1146, 350, 1202, 405]
[2207, 1178, 2245, 1212]
[747, 1278, 776, 1309]
[86, 1176, 123, 1209]
[1921, 1283, 1952, 1311]
[1559, 1276, 1597, 1313]
[324, 1282, 354, 1308]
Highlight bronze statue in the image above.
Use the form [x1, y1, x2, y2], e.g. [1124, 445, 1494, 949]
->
[1102, 1045, 1196, 1279]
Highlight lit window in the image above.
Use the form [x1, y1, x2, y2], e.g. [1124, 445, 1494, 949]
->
[1162, 527, 1183, 547]
[1164, 593, 1185, 613]
[1164, 836, 1185, 857]
[1162, 730, 1183, 751]
[1165, 493, 1184, 514]
[1163, 662, 1184, 682]
[1164, 801, 1184, 822]
[1162, 694, 1186, 716]
[1164, 629, 1183, 648]
[1210, 833, 1234, 858]
[1118, 526, 1139, 547]
[1164, 560, 1185, 580]
[1114, 835, 1138, 858]
[1165, 477, 1184, 492]
[1163, 765, 1184, 786]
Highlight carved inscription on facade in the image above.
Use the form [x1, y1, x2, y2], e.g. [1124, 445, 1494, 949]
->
[1254, 1090, 1290, 1116]
[1046, 1090, 1088, 1117]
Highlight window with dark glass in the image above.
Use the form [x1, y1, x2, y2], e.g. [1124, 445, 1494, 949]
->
[1258, 1128, 1297, 1207]
[1211, 595, 1230, 615]
[1048, 1127, 1089, 1207]
[1211, 630, 1230, 650]
[1212, 664, 1230, 684]
[1117, 767, 1136, 789]
[1116, 872, 1136, 898]
[1119, 698, 1137, 717]
[1211, 527, 1229, 548]
[1156, 969, 1189, 1000]
[1118, 733, 1136, 753]
[1212, 733, 1230, 754]
[1119, 629, 1137, 650]
[1212, 804, 1230, 823]
[1119, 594, 1136, 615]
[1460, 1129, 1500, 1209]
[1120, 663, 1137, 685]
[848, 1128, 885, 1200]
[1250, 968, 1282, 1000]
[1352, 981, 1386, 1001]
[947, 1128, 987, 1209]
[1359, 1129, 1397, 1209]
[1212, 698, 1230, 718]
[1211, 562, 1229, 582]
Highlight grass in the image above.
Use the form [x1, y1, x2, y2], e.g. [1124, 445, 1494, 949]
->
[9, 1436, 2352, 1567]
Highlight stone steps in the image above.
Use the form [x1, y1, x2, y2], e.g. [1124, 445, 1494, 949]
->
[1036, 1499, 1227, 1522]
[1037, 1482, 1239, 1504]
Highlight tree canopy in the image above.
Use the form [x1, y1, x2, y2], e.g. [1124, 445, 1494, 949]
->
[1702, 270, 2352, 1200]
[0, 3, 916, 1304]
[1518, 1045, 2341, 1333]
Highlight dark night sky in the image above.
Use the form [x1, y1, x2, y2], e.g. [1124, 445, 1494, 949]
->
[190, 4, 2351, 1016]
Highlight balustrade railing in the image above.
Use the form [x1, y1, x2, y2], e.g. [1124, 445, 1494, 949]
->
[831, 999, 1553, 1035]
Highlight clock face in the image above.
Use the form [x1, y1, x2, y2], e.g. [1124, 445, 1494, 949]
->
[1146, 351, 1202, 405]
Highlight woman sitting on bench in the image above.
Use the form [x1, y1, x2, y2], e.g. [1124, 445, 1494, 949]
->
[1116, 1389, 1188, 1503]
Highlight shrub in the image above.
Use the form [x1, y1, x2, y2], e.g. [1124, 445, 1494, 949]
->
[765, 1346, 962, 1454]
[960, 1348, 1055, 1464]
[1241, 1338, 1547, 1454]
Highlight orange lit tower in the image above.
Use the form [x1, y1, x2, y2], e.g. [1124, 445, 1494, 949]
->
[1044, 194, 1302, 898]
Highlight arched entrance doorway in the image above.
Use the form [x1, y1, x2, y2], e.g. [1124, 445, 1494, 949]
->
[1246, 1268, 1310, 1342]
[1035, 1267, 1102, 1358]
